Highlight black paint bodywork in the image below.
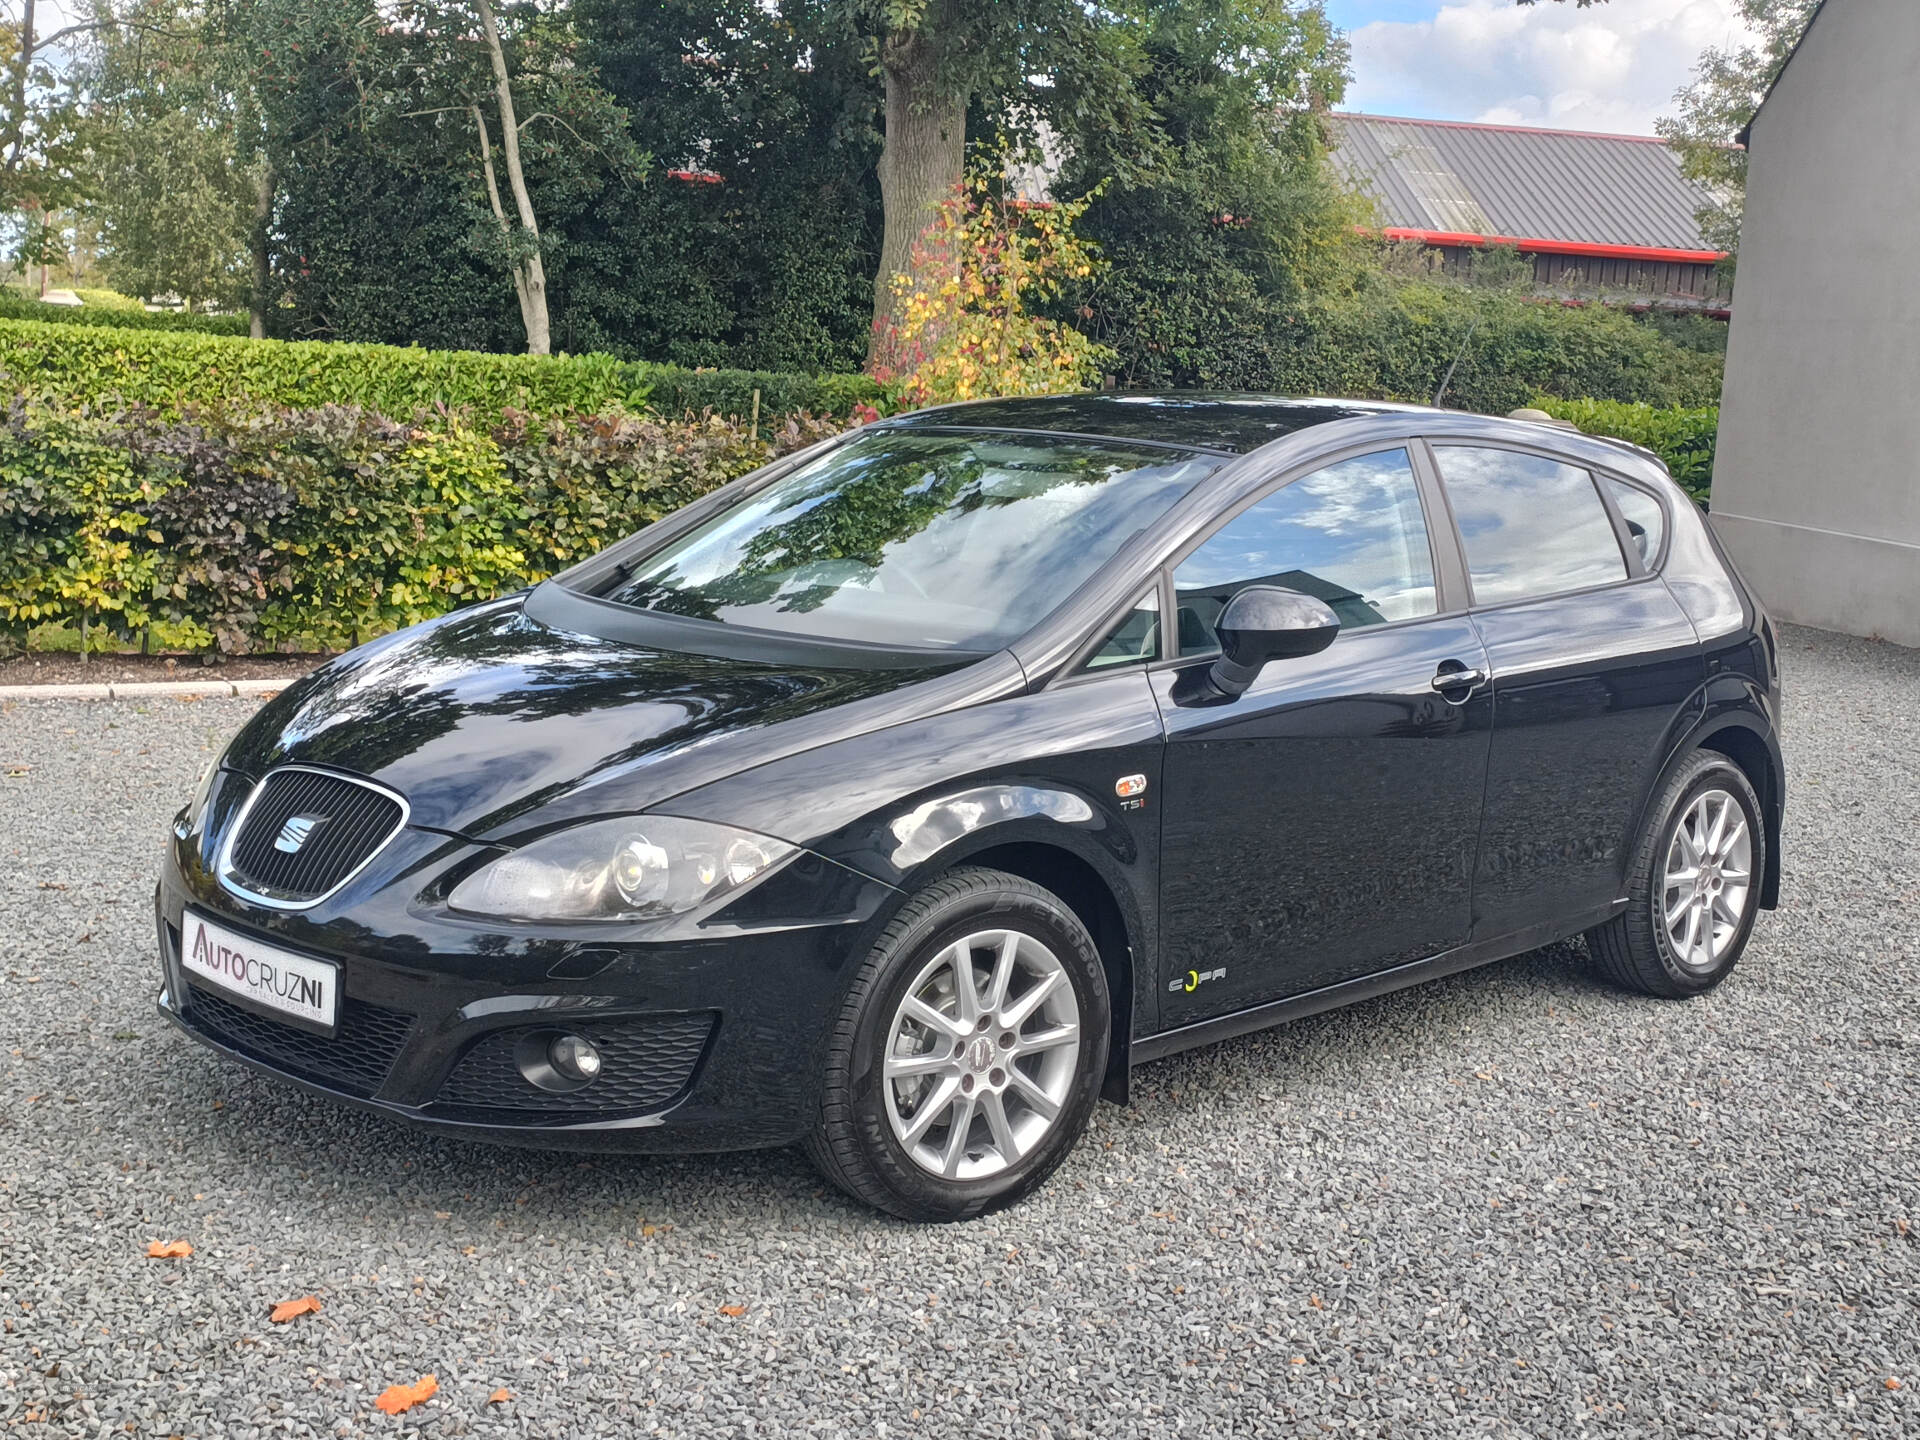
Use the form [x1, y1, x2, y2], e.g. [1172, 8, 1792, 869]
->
[155, 395, 1785, 1150]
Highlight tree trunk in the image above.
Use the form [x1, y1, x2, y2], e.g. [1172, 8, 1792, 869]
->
[868, 24, 966, 363]
[472, 104, 535, 339]
[249, 162, 274, 340]
[474, 0, 549, 355]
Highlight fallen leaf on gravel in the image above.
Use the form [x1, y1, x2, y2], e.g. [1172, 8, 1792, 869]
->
[374, 1375, 438, 1414]
[270, 1296, 322, 1323]
[488, 1389, 512, 1404]
[718, 1303, 746, 1317]
[146, 1240, 193, 1259]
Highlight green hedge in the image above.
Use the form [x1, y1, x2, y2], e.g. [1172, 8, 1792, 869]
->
[1269, 287, 1725, 414]
[1532, 397, 1719, 502]
[0, 398, 845, 654]
[1090, 278, 1724, 412]
[0, 293, 253, 336]
[0, 316, 883, 423]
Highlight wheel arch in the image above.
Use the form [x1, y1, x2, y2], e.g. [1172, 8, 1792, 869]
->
[1694, 721, 1783, 909]
[934, 839, 1138, 1106]
[1635, 712, 1783, 911]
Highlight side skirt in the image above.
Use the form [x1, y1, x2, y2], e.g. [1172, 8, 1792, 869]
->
[1127, 900, 1627, 1068]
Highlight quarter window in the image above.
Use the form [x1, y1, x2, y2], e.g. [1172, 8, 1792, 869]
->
[1084, 587, 1161, 671]
[1603, 476, 1665, 567]
[1433, 446, 1628, 605]
[1173, 449, 1438, 655]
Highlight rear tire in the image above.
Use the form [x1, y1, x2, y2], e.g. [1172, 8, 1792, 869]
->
[1587, 750, 1765, 998]
[806, 867, 1110, 1222]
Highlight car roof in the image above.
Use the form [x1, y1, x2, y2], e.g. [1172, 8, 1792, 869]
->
[881, 393, 1436, 455]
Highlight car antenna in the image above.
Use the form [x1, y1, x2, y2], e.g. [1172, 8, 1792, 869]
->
[1432, 314, 1481, 409]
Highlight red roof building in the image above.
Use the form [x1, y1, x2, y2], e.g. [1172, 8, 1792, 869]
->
[1328, 113, 1732, 313]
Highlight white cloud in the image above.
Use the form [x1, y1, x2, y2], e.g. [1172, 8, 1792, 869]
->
[1344, 0, 1762, 135]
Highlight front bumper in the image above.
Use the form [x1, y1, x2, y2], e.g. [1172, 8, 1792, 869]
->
[155, 785, 894, 1153]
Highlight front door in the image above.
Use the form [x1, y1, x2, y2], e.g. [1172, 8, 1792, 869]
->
[1150, 447, 1492, 1026]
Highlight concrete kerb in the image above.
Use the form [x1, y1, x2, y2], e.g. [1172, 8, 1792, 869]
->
[0, 678, 288, 701]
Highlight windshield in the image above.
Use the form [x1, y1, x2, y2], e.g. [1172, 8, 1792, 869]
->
[592, 429, 1221, 650]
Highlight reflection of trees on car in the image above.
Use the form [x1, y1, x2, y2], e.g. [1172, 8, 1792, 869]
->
[608, 438, 1138, 620]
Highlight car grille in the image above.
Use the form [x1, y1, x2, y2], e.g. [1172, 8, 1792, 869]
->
[434, 1014, 716, 1120]
[223, 768, 406, 905]
[185, 983, 415, 1098]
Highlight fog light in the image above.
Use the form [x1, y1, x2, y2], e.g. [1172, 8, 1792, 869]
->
[549, 1034, 602, 1083]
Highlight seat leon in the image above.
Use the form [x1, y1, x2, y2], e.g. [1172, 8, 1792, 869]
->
[156, 394, 1784, 1220]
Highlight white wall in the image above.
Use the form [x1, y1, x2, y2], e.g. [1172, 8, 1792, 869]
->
[1711, 0, 1920, 647]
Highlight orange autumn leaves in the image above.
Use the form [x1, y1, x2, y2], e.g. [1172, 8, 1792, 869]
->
[132, 1241, 523, 1415]
[374, 1375, 439, 1415]
[133, 1242, 452, 1413]
[872, 168, 1109, 409]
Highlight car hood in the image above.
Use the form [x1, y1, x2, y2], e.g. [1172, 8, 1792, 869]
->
[222, 596, 1020, 843]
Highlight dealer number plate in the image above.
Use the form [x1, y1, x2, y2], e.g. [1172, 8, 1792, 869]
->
[181, 910, 339, 1035]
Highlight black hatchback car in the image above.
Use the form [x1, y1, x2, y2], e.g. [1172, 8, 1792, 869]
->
[157, 394, 1783, 1220]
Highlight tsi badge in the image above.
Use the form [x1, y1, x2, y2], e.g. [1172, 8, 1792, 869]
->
[1115, 773, 1148, 812]
[1171, 965, 1227, 994]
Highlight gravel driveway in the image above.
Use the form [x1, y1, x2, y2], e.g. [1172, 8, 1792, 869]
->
[2, 625, 1915, 1438]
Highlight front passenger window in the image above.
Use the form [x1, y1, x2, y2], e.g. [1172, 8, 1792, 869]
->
[1173, 449, 1438, 655]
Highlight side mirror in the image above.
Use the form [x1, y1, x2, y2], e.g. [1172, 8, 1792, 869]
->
[1202, 585, 1341, 700]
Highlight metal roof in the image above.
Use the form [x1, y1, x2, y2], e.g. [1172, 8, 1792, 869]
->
[1328, 113, 1725, 260]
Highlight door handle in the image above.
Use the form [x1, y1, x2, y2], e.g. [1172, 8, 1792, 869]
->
[1431, 663, 1487, 695]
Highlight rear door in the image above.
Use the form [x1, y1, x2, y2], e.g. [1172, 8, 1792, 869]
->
[1149, 446, 1493, 1025]
[1426, 443, 1704, 939]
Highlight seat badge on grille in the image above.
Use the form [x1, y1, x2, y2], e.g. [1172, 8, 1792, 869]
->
[274, 814, 328, 854]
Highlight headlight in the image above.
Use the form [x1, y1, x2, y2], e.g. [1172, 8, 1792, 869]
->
[447, 816, 797, 922]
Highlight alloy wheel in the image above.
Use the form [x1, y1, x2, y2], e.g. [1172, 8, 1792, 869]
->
[881, 929, 1082, 1181]
[1657, 787, 1753, 973]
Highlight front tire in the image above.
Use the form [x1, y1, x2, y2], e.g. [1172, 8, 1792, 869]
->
[1587, 750, 1765, 998]
[806, 867, 1110, 1222]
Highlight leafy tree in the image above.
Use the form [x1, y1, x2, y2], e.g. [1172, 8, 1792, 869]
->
[873, 168, 1108, 407]
[1655, 0, 1819, 265]
[72, 3, 256, 311]
[1, 0, 93, 282]
[830, 0, 1135, 357]
[222, 0, 639, 352]
[564, 0, 880, 372]
[1051, 0, 1355, 387]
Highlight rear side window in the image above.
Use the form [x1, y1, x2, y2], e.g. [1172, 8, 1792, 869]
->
[1603, 476, 1666, 567]
[1173, 448, 1438, 654]
[1433, 446, 1627, 605]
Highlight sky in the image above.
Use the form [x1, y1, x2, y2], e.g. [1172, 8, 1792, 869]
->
[1324, 0, 1761, 135]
